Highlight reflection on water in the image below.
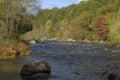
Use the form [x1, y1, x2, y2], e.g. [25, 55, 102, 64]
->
[0, 58, 49, 80]
[0, 59, 23, 80]
[0, 61, 19, 73]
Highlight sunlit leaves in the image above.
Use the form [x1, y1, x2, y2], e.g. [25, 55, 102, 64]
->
[33, 0, 120, 42]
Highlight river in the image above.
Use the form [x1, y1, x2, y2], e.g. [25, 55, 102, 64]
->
[0, 41, 120, 80]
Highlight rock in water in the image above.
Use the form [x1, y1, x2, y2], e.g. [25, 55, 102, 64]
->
[29, 40, 36, 44]
[108, 71, 120, 80]
[20, 61, 51, 80]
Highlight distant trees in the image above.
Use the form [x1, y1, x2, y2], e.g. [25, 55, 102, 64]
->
[32, 0, 120, 43]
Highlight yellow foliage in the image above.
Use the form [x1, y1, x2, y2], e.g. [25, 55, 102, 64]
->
[118, 8, 120, 19]
[108, 19, 120, 43]
[45, 20, 52, 33]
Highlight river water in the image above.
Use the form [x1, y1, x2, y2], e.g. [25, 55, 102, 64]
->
[0, 41, 120, 80]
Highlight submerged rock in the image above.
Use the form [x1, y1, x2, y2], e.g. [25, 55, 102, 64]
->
[20, 61, 51, 80]
[108, 71, 120, 80]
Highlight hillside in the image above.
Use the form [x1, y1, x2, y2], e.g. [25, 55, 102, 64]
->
[23, 0, 120, 45]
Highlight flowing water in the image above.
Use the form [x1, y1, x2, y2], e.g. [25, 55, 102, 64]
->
[0, 41, 120, 80]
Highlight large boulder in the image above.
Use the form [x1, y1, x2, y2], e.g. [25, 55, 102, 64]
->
[108, 71, 120, 80]
[20, 61, 51, 80]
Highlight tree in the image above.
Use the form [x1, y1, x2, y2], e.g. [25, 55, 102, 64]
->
[94, 15, 109, 40]
[45, 20, 52, 37]
[4, 0, 41, 39]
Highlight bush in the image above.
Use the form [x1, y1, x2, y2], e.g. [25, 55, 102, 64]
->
[108, 19, 120, 44]
[0, 40, 31, 59]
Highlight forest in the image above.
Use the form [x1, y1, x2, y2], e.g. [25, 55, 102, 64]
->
[25, 0, 120, 45]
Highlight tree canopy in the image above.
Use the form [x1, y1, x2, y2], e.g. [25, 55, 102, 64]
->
[31, 0, 120, 44]
[0, 0, 41, 39]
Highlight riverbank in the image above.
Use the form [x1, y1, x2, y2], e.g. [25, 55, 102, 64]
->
[0, 40, 31, 59]
[24, 37, 120, 47]
[21, 31, 119, 47]
[0, 37, 119, 59]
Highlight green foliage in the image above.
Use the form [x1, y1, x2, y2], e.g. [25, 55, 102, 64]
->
[108, 17, 120, 44]
[0, 0, 41, 40]
[30, 0, 120, 44]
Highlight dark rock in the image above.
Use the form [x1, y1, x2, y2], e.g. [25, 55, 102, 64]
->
[20, 61, 51, 80]
[21, 73, 50, 80]
[30, 73, 50, 80]
[108, 71, 120, 80]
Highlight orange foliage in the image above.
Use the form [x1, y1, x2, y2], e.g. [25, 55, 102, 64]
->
[0, 45, 20, 56]
[45, 20, 52, 33]
[69, 24, 78, 40]
[94, 13, 109, 40]
[17, 40, 29, 51]
[0, 40, 31, 59]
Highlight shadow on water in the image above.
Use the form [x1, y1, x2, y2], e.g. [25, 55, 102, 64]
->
[0, 42, 120, 80]
[21, 76, 49, 80]
[0, 59, 21, 80]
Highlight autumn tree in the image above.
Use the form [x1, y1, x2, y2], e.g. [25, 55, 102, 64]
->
[33, 0, 120, 43]
[94, 15, 109, 40]
[45, 20, 53, 38]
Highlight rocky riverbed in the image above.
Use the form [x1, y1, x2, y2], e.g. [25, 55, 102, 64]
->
[0, 41, 120, 80]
